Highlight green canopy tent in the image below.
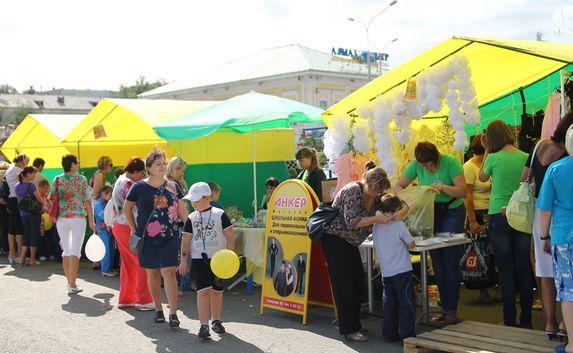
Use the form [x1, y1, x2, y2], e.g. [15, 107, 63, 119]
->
[154, 91, 324, 216]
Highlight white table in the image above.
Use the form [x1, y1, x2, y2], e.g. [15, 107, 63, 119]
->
[360, 235, 470, 324]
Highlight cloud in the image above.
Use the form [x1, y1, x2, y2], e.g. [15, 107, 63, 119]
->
[0, 0, 572, 92]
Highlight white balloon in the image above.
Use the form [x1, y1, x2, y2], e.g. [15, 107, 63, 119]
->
[85, 234, 106, 262]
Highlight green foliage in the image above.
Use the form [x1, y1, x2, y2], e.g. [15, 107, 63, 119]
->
[119, 76, 166, 98]
[10, 107, 33, 125]
[0, 84, 18, 94]
[23, 86, 36, 94]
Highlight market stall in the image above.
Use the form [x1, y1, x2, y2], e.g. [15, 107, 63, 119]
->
[155, 91, 324, 217]
[322, 36, 573, 181]
[321, 36, 573, 326]
[60, 98, 215, 179]
[0, 114, 85, 180]
[154, 91, 324, 285]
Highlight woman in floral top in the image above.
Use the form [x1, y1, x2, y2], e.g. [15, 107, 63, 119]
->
[324, 164, 403, 342]
[124, 149, 189, 327]
[50, 154, 97, 294]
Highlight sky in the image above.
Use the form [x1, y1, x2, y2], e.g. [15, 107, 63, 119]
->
[1, 0, 572, 92]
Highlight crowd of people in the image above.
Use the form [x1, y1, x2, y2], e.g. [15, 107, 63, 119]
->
[0, 145, 323, 340]
[322, 115, 573, 350]
[3, 119, 573, 348]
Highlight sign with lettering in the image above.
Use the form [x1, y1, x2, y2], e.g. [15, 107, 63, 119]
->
[331, 47, 389, 62]
[260, 179, 334, 324]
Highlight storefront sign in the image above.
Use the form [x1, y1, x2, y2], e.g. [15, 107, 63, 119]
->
[260, 179, 334, 324]
[331, 47, 389, 62]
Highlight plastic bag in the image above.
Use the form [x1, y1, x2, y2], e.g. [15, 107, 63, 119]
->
[460, 235, 494, 289]
[398, 186, 436, 239]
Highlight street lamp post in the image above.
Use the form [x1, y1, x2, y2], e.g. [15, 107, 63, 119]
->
[348, 0, 398, 81]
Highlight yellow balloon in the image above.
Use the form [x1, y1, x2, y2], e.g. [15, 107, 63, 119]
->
[42, 213, 53, 231]
[210, 249, 240, 279]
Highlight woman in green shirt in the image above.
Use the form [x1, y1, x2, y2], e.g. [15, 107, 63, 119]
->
[395, 142, 467, 324]
[478, 119, 532, 328]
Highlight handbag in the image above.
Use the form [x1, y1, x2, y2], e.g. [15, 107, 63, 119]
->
[506, 141, 541, 233]
[18, 183, 42, 215]
[306, 201, 341, 242]
[460, 233, 494, 289]
[129, 182, 166, 255]
[49, 177, 60, 222]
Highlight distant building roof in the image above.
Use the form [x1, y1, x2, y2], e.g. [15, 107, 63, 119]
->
[141, 44, 378, 97]
[0, 94, 101, 110]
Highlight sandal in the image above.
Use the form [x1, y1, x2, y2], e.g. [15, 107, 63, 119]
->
[154, 311, 165, 323]
[547, 330, 559, 341]
[169, 314, 180, 327]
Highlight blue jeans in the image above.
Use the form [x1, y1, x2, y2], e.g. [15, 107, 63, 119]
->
[430, 203, 465, 312]
[98, 230, 116, 273]
[488, 213, 533, 327]
[382, 271, 416, 340]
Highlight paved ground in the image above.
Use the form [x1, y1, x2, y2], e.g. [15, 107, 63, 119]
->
[0, 257, 546, 353]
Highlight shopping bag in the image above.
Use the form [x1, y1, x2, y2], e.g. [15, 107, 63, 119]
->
[398, 186, 436, 238]
[460, 235, 492, 289]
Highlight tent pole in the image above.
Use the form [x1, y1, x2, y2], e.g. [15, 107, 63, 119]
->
[252, 127, 258, 220]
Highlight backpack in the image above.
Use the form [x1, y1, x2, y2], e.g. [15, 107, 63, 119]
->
[505, 141, 540, 234]
[103, 199, 115, 227]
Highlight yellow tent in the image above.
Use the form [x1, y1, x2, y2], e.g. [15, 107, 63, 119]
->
[1, 114, 84, 172]
[61, 98, 216, 169]
[324, 37, 573, 132]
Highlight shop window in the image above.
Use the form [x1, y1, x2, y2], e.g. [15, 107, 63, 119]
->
[319, 100, 328, 109]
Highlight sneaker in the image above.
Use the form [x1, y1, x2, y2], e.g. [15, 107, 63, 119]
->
[39, 256, 47, 261]
[211, 320, 226, 334]
[198, 325, 211, 340]
[117, 303, 135, 309]
[136, 302, 156, 311]
[102, 271, 118, 277]
[67, 285, 83, 294]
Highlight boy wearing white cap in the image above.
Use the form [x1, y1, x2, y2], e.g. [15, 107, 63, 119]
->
[179, 182, 235, 340]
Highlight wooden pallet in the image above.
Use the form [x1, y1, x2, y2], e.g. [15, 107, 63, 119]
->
[404, 320, 563, 353]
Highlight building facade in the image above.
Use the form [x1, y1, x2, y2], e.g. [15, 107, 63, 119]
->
[0, 94, 103, 125]
[140, 44, 389, 109]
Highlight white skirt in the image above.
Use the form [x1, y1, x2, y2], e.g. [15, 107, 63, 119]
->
[533, 205, 554, 278]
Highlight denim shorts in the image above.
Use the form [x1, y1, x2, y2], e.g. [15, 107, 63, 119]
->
[138, 236, 180, 269]
[553, 244, 573, 301]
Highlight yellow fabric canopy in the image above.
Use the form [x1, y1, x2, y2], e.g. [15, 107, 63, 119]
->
[323, 37, 573, 128]
[61, 98, 216, 168]
[1, 114, 84, 169]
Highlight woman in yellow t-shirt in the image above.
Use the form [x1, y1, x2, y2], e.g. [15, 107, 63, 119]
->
[463, 134, 493, 303]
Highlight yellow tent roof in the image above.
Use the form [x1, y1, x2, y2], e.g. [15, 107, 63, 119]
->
[1, 114, 85, 168]
[61, 98, 217, 168]
[323, 37, 573, 128]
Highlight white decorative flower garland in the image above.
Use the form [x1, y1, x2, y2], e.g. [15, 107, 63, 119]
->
[323, 54, 480, 176]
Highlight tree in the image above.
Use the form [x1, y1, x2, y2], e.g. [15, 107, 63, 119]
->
[0, 84, 18, 94]
[10, 107, 33, 125]
[119, 76, 166, 98]
[23, 86, 36, 94]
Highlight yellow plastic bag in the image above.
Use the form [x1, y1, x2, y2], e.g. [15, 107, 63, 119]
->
[398, 186, 436, 239]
